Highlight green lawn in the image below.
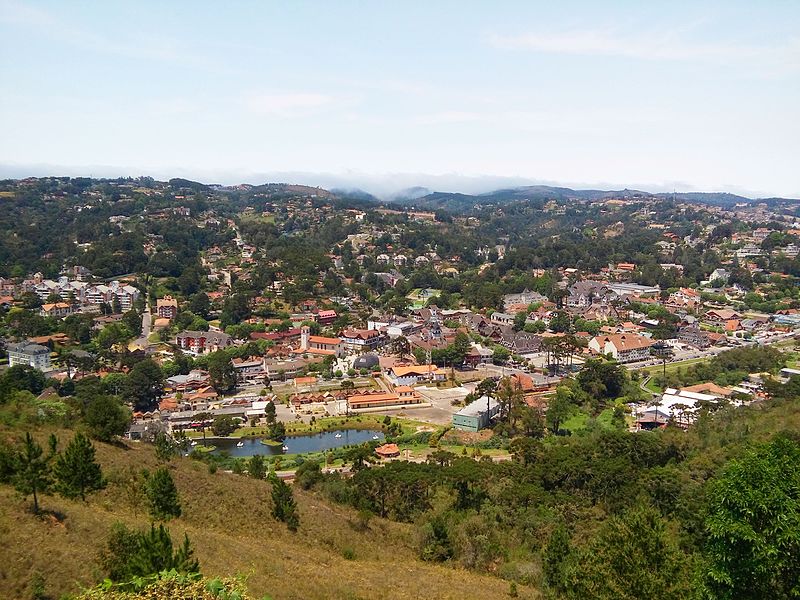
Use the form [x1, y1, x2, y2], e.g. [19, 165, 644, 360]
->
[640, 356, 711, 375]
[561, 407, 618, 433]
[204, 414, 438, 439]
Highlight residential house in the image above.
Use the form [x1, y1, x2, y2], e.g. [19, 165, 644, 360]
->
[39, 302, 73, 318]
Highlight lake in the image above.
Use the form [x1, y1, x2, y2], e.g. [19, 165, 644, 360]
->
[196, 428, 385, 457]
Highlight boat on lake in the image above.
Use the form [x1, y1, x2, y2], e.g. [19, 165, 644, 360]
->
[236, 441, 244, 447]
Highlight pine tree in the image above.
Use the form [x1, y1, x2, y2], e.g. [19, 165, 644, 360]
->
[101, 522, 199, 582]
[270, 473, 299, 531]
[13, 432, 52, 514]
[53, 432, 105, 501]
[153, 432, 176, 462]
[248, 454, 266, 480]
[146, 467, 181, 521]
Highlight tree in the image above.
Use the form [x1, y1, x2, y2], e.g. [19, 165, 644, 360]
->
[700, 436, 800, 600]
[549, 310, 571, 333]
[492, 346, 510, 364]
[125, 358, 164, 411]
[577, 359, 626, 401]
[211, 415, 237, 437]
[100, 522, 199, 582]
[265, 400, 276, 425]
[563, 503, 690, 599]
[544, 523, 571, 595]
[207, 350, 236, 392]
[146, 467, 182, 521]
[85, 395, 131, 442]
[52, 432, 105, 501]
[391, 335, 411, 359]
[546, 386, 573, 434]
[268, 421, 286, 441]
[476, 377, 498, 422]
[188, 292, 211, 319]
[0, 364, 46, 400]
[513, 311, 527, 331]
[12, 432, 52, 514]
[270, 473, 299, 531]
[248, 455, 266, 480]
[154, 432, 176, 462]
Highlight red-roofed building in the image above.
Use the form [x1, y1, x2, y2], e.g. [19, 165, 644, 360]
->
[315, 309, 338, 325]
[297, 325, 344, 357]
[375, 443, 401, 458]
[588, 333, 654, 363]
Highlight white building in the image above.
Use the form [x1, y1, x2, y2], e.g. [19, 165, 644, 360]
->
[8, 341, 51, 371]
[588, 334, 654, 363]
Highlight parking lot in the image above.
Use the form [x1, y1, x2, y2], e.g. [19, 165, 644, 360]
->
[378, 384, 471, 425]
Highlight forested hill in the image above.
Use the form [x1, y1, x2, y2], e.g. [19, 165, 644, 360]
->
[393, 185, 799, 213]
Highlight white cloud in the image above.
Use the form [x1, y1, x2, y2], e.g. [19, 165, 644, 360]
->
[487, 27, 800, 72]
[410, 111, 484, 125]
[242, 92, 337, 118]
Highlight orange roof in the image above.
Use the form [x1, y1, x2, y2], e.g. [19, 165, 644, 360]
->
[308, 335, 341, 345]
[682, 382, 733, 397]
[41, 302, 71, 310]
[725, 319, 741, 331]
[375, 443, 400, 457]
[594, 333, 654, 351]
[349, 392, 400, 404]
[389, 364, 439, 377]
[295, 347, 337, 356]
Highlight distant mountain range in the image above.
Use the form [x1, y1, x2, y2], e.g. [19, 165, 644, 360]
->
[383, 185, 799, 212]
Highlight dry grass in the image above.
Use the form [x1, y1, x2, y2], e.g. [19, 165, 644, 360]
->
[0, 430, 538, 600]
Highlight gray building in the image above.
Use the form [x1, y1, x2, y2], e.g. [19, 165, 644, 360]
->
[452, 396, 500, 432]
[7, 341, 51, 371]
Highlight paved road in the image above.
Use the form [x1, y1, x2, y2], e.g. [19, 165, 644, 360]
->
[131, 302, 152, 350]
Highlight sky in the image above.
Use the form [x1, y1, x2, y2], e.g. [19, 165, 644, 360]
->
[1, 0, 799, 198]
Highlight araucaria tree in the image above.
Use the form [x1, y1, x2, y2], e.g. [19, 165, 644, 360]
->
[13, 432, 52, 514]
[53, 432, 105, 501]
[146, 467, 182, 521]
[270, 473, 299, 531]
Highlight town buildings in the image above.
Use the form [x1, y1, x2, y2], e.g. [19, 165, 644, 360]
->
[8, 341, 51, 371]
[175, 330, 234, 355]
[588, 333, 655, 363]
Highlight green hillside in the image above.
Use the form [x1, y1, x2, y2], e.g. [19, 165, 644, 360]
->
[0, 429, 534, 600]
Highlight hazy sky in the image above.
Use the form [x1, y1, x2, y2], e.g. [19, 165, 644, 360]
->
[1, 1, 799, 197]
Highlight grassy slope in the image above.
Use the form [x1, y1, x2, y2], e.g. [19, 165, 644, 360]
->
[0, 430, 535, 600]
